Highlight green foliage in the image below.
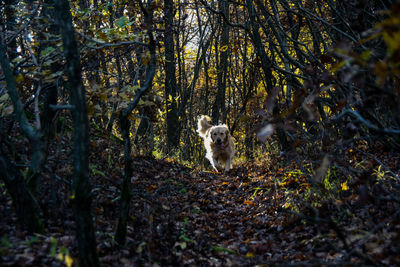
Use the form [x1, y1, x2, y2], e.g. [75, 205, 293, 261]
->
[49, 237, 57, 258]
[210, 246, 236, 255]
[1, 236, 12, 249]
[174, 218, 194, 252]
[26, 236, 39, 247]
[90, 164, 106, 177]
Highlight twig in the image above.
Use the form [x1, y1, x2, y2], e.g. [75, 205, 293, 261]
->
[296, 5, 360, 45]
[198, 0, 249, 32]
[356, 148, 400, 182]
[76, 30, 147, 50]
[44, 166, 72, 186]
[34, 85, 41, 130]
[49, 104, 74, 110]
[333, 109, 400, 135]
[0, 36, 40, 142]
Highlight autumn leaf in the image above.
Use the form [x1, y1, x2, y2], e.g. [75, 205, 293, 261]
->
[57, 253, 73, 267]
[246, 252, 255, 258]
[15, 74, 24, 83]
[375, 60, 388, 86]
[243, 199, 254, 205]
[341, 181, 349, 191]
[65, 255, 73, 267]
[220, 45, 228, 52]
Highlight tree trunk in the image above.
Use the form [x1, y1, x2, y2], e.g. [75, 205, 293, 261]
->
[0, 36, 44, 234]
[55, 0, 100, 266]
[245, 0, 274, 92]
[164, 0, 180, 150]
[0, 152, 44, 233]
[115, 0, 156, 246]
[115, 113, 132, 245]
[212, 0, 230, 124]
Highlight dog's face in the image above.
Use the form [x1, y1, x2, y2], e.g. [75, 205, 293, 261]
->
[209, 126, 229, 147]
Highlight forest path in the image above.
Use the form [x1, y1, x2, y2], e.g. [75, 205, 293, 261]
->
[107, 156, 341, 266]
[1, 155, 396, 266]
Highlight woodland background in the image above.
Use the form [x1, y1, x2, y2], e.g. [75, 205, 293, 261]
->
[1, 0, 400, 266]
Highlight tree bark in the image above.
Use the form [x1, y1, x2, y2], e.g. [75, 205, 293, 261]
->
[212, 0, 230, 124]
[55, 0, 100, 266]
[0, 37, 45, 234]
[245, 0, 274, 92]
[164, 0, 180, 149]
[115, 0, 156, 246]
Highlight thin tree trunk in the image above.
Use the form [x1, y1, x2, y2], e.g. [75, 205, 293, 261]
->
[212, 0, 230, 124]
[164, 0, 180, 150]
[0, 152, 44, 232]
[55, 0, 100, 265]
[0, 38, 45, 234]
[115, 0, 156, 246]
[245, 0, 274, 92]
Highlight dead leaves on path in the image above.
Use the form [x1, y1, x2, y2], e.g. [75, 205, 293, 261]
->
[1, 154, 400, 266]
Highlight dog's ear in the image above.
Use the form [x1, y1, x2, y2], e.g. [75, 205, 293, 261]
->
[208, 128, 214, 141]
[222, 128, 229, 142]
[225, 128, 231, 137]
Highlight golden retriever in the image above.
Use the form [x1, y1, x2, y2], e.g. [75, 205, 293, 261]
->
[197, 115, 235, 172]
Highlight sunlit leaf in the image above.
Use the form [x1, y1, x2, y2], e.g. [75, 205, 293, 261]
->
[65, 255, 73, 267]
[341, 181, 349, 191]
[15, 74, 24, 83]
[246, 252, 255, 258]
[220, 45, 228, 52]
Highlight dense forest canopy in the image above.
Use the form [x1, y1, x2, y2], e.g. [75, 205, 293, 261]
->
[1, 0, 400, 266]
[2, 0, 399, 157]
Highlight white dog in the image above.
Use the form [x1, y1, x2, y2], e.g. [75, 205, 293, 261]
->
[197, 115, 235, 172]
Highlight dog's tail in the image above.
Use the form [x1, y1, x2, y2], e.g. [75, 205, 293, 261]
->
[197, 115, 212, 138]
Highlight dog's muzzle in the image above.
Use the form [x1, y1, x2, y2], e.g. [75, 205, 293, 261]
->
[216, 139, 225, 149]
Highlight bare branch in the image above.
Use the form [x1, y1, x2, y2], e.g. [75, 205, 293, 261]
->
[77, 30, 148, 49]
[0, 39, 39, 142]
[198, 0, 249, 32]
[49, 104, 74, 110]
[333, 109, 400, 135]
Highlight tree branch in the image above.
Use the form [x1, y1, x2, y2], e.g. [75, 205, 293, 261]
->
[121, 0, 157, 117]
[333, 109, 400, 135]
[0, 39, 40, 142]
[198, 0, 249, 32]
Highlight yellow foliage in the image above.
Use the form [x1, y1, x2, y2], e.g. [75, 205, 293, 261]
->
[58, 253, 73, 267]
[341, 181, 348, 191]
[220, 45, 228, 52]
[15, 74, 24, 83]
[245, 252, 255, 258]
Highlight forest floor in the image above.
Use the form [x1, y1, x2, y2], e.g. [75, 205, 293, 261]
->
[1, 133, 400, 266]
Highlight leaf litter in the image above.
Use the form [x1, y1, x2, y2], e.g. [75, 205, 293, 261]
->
[1, 135, 400, 266]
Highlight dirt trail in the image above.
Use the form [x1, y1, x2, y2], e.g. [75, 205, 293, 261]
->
[1, 156, 399, 266]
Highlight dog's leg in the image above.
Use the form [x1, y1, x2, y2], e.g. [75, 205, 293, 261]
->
[211, 158, 223, 172]
[224, 158, 232, 173]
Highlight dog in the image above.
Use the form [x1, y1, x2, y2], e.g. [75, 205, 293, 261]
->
[197, 115, 235, 172]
